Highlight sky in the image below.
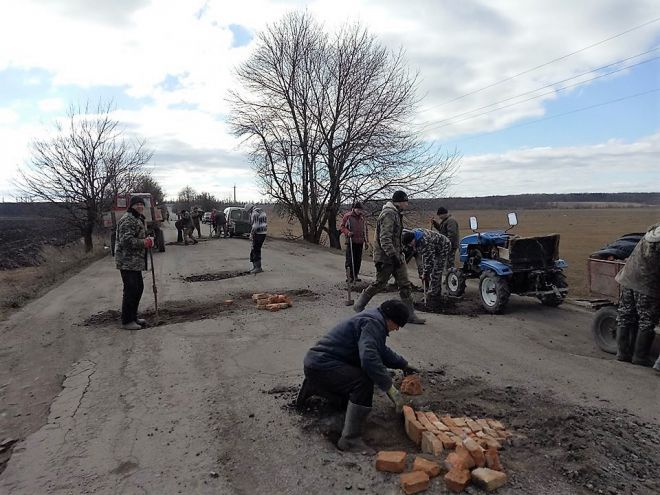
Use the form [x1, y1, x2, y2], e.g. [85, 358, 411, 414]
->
[0, 0, 658, 202]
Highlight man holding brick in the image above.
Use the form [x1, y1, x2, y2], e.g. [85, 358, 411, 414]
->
[299, 299, 419, 453]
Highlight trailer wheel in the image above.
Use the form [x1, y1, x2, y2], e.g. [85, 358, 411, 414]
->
[591, 305, 618, 354]
[446, 268, 466, 297]
[479, 270, 510, 314]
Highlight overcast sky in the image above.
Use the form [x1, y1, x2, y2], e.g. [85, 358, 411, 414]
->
[0, 0, 658, 202]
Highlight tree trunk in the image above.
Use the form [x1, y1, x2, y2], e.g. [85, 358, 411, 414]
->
[83, 230, 94, 252]
[326, 208, 341, 249]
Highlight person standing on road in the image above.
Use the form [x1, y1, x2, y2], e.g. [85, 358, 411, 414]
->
[210, 208, 217, 237]
[216, 209, 227, 238]
[402, 228, 452, 307]
[298, 299, 419, 453]
[191, 206, 203, 238]
[353, 191, 425, 324]
[115, 196, 153, 331]
[615, 222, 660, 367]
[340, 202, 370, 282]
[180, 209, 197, 245]
[245, 203, 267, 274]
[431, 207, 459, 268]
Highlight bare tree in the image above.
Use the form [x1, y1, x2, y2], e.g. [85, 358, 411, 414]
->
[18, 101, 153, 251]
[229, 11, 459, 248]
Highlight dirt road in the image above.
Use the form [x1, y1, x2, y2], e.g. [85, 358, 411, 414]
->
[1, 225, 658, 494]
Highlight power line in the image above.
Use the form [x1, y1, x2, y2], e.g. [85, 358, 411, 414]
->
[419, 16, 660, 111]
[420, 55, 659, 132]
[442, 88, 660, 147]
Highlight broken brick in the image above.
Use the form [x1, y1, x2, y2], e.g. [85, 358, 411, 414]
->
[462, 437, 486, 468]
[375, 451, 407, 473]
[485, 447, 503, 472]
[400, 470, 430, 494]
[421, 431, 443, 457]
[471, 467, 507, 492]
[400, 374, 423, 395]
[454, 444, 476, 469]
[435, 431, 456, 449]
[444, 449, 474, 471]
[412, 456, 441, 478]
[444, 468, 471, 493]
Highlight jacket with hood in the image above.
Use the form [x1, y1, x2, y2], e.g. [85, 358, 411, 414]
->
[115, 208, 147, 271]
[373, 201, 404, 264]
[303, 308, 408, 391]
[615, 223, 660, 298]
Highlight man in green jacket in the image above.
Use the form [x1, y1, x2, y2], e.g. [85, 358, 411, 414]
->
[353, 191, 425, 324]
[115, 196, 154, 330]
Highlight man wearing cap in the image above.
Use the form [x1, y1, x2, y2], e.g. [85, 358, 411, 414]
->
[431, 206, 459, 268]
[340, 202, 370, 282]
[403, 228, 452, 307]
[615, 222, 660, 367]
[245, 203, 267, 273]
[298, 299, 419, 452]
[115, 196, 154, 330]
[191, 206, 203, 238]
[353, 191, 426, 324]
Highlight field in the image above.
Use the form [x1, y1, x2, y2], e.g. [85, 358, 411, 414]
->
[266, 206, 660, 297]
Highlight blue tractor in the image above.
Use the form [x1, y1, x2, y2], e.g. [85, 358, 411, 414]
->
[445, 212, 568, 314]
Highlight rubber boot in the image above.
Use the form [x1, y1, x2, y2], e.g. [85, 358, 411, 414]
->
[631, 330, 655, 367]
[337, 402, 375, 454]
[403, 298, 426, 325]
[296, 378, 314, 411]
[252, 261, 263, 274]
[352, 291, 372, 313]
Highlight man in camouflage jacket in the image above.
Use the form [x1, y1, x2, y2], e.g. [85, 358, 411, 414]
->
[115, 196, 154, 330]
[615, 222, 660, 367]
[353, 191, 425, 324]
[191, 206, 203, 238]
[403, 228, 452, 303]
[431, 206, 459, 268]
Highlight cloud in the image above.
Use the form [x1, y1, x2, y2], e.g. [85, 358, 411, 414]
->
[37, 98, 65, 112]
[452, 132, 660, 196]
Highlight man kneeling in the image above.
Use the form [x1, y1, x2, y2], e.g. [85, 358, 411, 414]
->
[299, 300, 418, 452]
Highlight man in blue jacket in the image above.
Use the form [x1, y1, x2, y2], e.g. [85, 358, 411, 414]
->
[299, 300, 419, 452]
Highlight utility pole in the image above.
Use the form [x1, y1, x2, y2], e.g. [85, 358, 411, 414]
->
[233, 184, 236, 203]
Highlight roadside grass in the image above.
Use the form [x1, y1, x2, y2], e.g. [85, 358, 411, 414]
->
[0, 235, 109, 321]
[266, 206, 660, 298]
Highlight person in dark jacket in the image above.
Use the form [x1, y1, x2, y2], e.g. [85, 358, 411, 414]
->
[298, 300, 419, 452]
[340, 201, 370, 282]
[431, 207, 459, 268]
[191, 206, 203, 238]
[115, 196, 153, 330]
[615, 222, 660, 367]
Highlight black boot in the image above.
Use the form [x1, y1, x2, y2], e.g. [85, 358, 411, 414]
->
[631, 330, 655, 367]
[337, 402, 375, 454]
[296, 379, 314, 411]
[403, 298, 426, 324]
[352, 291, 372, 313]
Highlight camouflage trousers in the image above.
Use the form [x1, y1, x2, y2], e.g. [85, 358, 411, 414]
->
[616, 288, 660, 363]
[363, 259, 412, 303]
[427, 258, 446, 297]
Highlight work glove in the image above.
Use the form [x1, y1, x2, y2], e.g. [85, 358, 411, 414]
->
[386, 385, 404, 414]
[390, 255, 402, 269]
[402, 365, 419, 376]
[144, 237, 154, 249]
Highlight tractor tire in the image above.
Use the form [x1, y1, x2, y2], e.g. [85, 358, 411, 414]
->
[446, 268, 466, 297]
[591, 306, 618, 354]
[539, 272, 568, 307]
[478, 270, 510, 314]
[156, 228, 165, 252]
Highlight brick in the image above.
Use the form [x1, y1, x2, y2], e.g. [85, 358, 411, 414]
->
[463, 437, 486, 468]
[454, 444, 476, 469]
[444, 452, 468, 471]
[435, 431, 456, 449]
[375, 450, 407, 473]
[266, 304, 280, 312]
[482, 426, 498, 437]
[412, 456, 441, 478]
[477, 419, 491, 429]
[476, 431, 486, 438]
[283, 296, 293, 306]
[421, 431, 443, 457]
[444, 468, 471, 493]
[487, 419, 505, 430]
[449, 427, 466, 439]
[425, 412, 449, 431]
[403, 405, 416, 423]
[441, 416, 458, 428]
[400, 470, 430, 494]
[466, 418, 482, 433]
[485, 447, 503, 472]
[416, 412, 440, 434]
[252, 293, 268, 300]
[471, 467, 507, 492]
[400, 375, 423, 395]
[404, 407, 426, 445]
[453, 417, 467, 427]
[277, 303, 289, 309]
[483, 436, 502, 450]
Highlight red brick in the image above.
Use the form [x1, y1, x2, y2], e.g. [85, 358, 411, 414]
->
[421, 431, 443, 457]
[444, 468, 471, 493]
[441, 416, 458, 428]
[416, 412, 440, 434]
[412, 456, 441, 478]
[471, 467, 507, 492]
[400, 470, 430, 494]
[266, 304, 280, 312]
[449, 426, 466, 438]
[454, 444, 476, 469]
[405, 413, 426, 445]
[403, 405, 416, 422]
[375, 451, 407, 473]
[483, 436, 502, 450]
[452, 417, 467, 427]
[425, 412, 449, 431]
[276, 302, 289, 309]
[435, 431, 456, 449]
[466, 418, 482, 433]
[462, 437, 486, 468]
[444, 452, 468, 471]
[477, 418, 491, 429]
[487, 419, 505, 430]
[485, 447, 503, 472]
[401, 375, 423, 395]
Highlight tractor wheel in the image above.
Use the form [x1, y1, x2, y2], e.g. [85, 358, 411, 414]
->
[156, 228, 165, 252]
[446, 268, 466, 297]
[478, 270, 510, 314]
[591, 306, 618, 354]
[539, 272, 568, 307]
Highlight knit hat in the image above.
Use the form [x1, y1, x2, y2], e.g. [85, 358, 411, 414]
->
[129, 196, 145, 208]
[392, 190, 408, 203]
[379, 300, 409, 327]
[402, 230, 415, 245]
[437, 206, 448, 215]
[353, 201, 363, 210]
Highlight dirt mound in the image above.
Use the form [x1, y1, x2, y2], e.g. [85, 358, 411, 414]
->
[286, 372, 659, 494]
[183, 271, 250, 282]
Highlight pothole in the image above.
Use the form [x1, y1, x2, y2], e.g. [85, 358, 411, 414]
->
[183, 271, 250, 282]
[414, 297, 484, 316]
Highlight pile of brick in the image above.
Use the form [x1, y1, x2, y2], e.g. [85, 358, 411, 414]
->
[251, 293, 293, 312]
[401, 405, 510, 493]
[375, 451, 441, 494]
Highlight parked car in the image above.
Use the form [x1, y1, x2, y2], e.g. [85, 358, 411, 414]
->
[223, 206, 251, 237]
[202, 212, 212, 224]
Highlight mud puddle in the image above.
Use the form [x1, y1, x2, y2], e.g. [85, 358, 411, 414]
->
[183, 270, 250, 282]
[281, 371, 659, 494]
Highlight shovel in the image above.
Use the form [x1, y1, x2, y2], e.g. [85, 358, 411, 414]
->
[148, 248, 160, 324]
[345, 237, 356, 306]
